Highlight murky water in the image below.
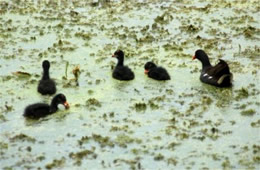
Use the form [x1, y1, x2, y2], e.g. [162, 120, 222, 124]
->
[0, 0, 259, 169]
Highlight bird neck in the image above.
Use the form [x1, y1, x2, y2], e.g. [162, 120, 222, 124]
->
[199, 58, 211, 69]
[117, 58, 124, 67]
[50, 98, 59, 113]
[42, 69, 50, 80]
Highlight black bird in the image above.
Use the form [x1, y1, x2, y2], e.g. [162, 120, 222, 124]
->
[38, 60, 56, 95]
[112, 50, 135, 81]
[144, 62, 170, 80]
[192, 49, 233, 87]
[24, 93, 69, 119]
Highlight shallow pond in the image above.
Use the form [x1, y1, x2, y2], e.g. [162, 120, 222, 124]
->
[0, 0, 259, 169]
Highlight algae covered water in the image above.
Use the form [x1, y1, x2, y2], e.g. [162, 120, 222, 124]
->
[0, 0, 259, 169]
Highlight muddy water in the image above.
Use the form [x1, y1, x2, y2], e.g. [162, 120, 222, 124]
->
[0, 0, 259, 169]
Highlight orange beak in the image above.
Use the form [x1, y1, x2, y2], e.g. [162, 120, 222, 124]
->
[144, 69, 149, 74]
[63, 101, 70, 109]
[192, 55, 196, 60]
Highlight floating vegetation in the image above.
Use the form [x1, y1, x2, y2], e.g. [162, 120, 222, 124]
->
[72, 65, 80, 86]
[116, 134, 141, 148]
[12, 71, 31, 78]
[10, 134, 36, 143]
[85, 98, 101, 110]
[235, 88, 249, 100]
[0, 142, 8, 150]
[133, 102, 147, 112]
[251, 120, 260, 128]
[154, 153, 164, 161]
[45, 157, 66, 169]
[74, 32, 93, 40]
[69, 149, 97, 165]
[179, 24, 201, 34]
[241, 109, 256, 116]
[243, 26, 259, 39]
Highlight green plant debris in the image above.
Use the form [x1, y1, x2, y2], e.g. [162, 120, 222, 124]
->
[92, 134, 114, 148]
[110, 125, 129, 132]
[85, 98, 101, 110]
[241, 109, 256, 116]
[202, 96, 213, 105]
[148, 100, 160, 110]
[10, 133, 36, 143]
[0, 142, 8, 150]
[167, 158, 178, 165]
[235, 88, 249, 100]
[12, 71, 31, 78]
[78, 136, 90, 146]
[72, 65, 80, 86]
[133, 102, 147, 112]
[45, 157, 66, 169]
[74, 32, 92, 40]
[251, 120, 260, 128]
[69, 149, 97, 163]
[115, 134, 142, 148]
[154, 153, 164, 161]
[113, 159, 139, 170]
[64, 61, 69, 79]
[221, 158, 231, 169]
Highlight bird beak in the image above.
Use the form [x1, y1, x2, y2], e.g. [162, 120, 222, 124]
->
[112, 54, 116, 58]
[63, 101, 70, 109]
[192, 55, 196, 60]
[144, 70, 149, 74]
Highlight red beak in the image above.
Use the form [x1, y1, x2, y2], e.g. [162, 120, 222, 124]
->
[144, 70, 149, 74]
[192, 55, 196, 60]
[63, 101, 70, 109]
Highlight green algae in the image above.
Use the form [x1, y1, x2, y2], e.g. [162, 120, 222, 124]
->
[251, 120, 260, 128]
[45, 157, 66, 169]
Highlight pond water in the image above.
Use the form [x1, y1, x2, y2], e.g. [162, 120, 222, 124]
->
[0, 0, 259, 169]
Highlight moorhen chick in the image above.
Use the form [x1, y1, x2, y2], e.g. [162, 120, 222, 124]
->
[192, 49, 233, 87]
[112, 50, 135, 81]
[38, 60, 56, 95]
[24, 93, 69, 119]
[144, 61, 170, 80]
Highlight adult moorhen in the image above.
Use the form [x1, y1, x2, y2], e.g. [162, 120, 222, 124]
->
[192, 49, 233, 87]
